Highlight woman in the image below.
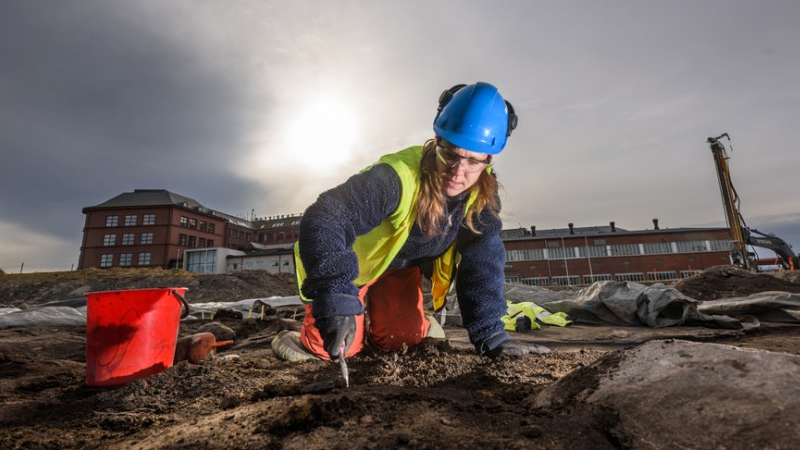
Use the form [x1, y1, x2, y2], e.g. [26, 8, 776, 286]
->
[275, 82, 527, 362]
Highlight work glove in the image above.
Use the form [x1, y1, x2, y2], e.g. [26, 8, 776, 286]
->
[485, 339, 551, 359]
[314, 315, 356, 361]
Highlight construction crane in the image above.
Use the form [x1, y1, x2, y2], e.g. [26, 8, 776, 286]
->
[707, 133, 798, 271]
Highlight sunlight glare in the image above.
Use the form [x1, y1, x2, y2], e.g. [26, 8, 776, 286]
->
[285, 96, 359, 172]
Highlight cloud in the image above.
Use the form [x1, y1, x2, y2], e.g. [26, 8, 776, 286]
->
[0, 220, 80, 273]
[1, 1, 799, 271]
[0, 2, 260, 239]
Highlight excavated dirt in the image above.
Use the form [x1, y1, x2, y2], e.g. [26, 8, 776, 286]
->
[1, 267, 800, 449]
[673, 264, 800, 300]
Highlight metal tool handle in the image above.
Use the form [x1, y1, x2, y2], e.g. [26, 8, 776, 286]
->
[172, 290, 191, 319]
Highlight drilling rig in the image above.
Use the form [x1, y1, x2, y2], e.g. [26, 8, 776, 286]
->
[707, 133, 798, 271]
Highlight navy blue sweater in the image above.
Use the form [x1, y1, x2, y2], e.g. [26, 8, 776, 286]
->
[298, 163, 510, 354]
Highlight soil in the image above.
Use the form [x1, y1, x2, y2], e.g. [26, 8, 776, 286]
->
[673, 264, 800, 300]
[1, 266, 800, 450]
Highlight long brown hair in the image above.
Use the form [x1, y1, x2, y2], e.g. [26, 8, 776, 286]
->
[416, 139, 501, 236]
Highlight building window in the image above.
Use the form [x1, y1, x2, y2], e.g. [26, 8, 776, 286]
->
[520, 277, 549, 286]
[179, 234, 188, 246]
[507, 248, 545, 261]
[189, 218, 197, 229]
[138, 252, 151, 266]
[180, 216, 188, 227]
[647, 271, 678, 281]
[142, 214, 155, 225]
[578, 245, 609, 258]
[207, 239, 214, 247]
[676, 240, 708, 253]
[547, 247, 576, 260]
[199, 238, 206, 248]
[680, 269, 703, 278]
[103, 234, 116, 246]
[208, 223, 215, 234]
[708, 240, 731, 251]
[610, 244, 641, 256]
[199, 221, 207, 232]
[583, 274, 612, 284]
[121, 233, 135, 245]
[551, 275, 580, 287]
[105, 215, 119, 227]
[119, 253, 133, 267]
[188, 236, 196, 247]
[186, 249, 217, 273]
[140, 232, 153, 244]
[616, 272, 645, 282]
[124, 215, 137, 226]
[100, 254, 114, 268]
[643, 242, 672, 255]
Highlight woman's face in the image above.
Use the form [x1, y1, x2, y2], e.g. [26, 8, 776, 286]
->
[435, 143, 492, 197]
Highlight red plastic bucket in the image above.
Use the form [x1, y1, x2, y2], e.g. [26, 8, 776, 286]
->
[85, 288, 189, 387]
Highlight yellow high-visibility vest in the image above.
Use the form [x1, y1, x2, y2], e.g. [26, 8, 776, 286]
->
[295, 146, 481, 311]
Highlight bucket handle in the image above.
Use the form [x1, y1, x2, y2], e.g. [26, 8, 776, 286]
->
[172, 290, 191, 319]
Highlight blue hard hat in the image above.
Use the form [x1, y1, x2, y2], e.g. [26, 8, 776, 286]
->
[433, 82, 517, 155]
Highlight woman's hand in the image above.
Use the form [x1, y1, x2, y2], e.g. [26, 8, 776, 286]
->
[485, 339, 551, 358]
[314, 315, 356, 361]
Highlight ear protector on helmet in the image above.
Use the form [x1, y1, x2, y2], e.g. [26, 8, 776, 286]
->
[504, 100, 518, 137]
[437, 84, 467, 113]
[436, 83, 518, 138]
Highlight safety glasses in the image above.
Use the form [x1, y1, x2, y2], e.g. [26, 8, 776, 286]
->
[435, 144, 492, 173]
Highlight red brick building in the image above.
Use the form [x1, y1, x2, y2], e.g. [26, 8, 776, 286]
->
[79, 190, 239, 269]
[501, 221, 732, 287]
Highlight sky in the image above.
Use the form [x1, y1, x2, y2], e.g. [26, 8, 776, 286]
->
[1, 0, 799, 273]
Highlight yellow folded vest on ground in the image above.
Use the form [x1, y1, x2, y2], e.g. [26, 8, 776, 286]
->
[502, 300, 572, 332]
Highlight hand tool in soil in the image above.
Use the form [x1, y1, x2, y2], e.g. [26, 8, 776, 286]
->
[173, 332, 233, 364]
[339, 343, 349, 387]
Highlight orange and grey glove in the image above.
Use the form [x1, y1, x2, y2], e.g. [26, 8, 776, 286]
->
[478, 331, 551, 358]
[486, 339, 552, 358]
[315, 315, 356, 361]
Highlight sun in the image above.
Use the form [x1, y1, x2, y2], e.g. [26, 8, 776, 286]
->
[285, 96, 359, 172]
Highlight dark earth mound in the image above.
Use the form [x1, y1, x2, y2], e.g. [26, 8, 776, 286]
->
[673, 264, 800, 300]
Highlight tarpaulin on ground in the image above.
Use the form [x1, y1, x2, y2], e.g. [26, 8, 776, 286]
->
[0, 296, 305, 329]
[697, 291, 800, 323]
[539, 281, 756, 329]
[0, 306, 87, 329]
[185, 296, 304, 319]
[3, 284, 799, 330]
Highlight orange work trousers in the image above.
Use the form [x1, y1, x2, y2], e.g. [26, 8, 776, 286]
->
[300, 267, 432, 361]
